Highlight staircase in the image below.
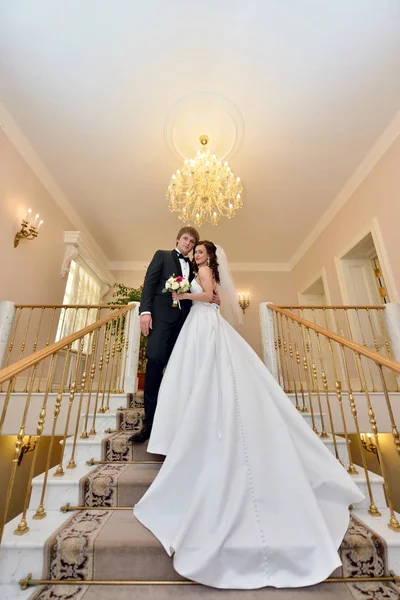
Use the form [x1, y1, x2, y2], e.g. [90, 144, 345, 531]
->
[1, 392, 400, 600]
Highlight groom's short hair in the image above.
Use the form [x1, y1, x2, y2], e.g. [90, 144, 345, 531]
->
[176, 226, 200, 244]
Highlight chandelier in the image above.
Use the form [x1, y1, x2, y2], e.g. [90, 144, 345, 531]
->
[167, 135, 243, 227]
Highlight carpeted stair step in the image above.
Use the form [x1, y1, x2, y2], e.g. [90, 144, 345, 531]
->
[27, 580, 400, 600]
[80, 463, 161, 507]
[127, 390, 144, 409]
[101, 432, 164, 462]
[116, 407, 144, 431]
[41, 510, 185, 582]
[33, 511, 393, 589]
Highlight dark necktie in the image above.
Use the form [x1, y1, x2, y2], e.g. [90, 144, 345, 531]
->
[177, 252, 190, 263]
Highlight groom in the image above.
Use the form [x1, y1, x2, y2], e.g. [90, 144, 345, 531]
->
[129, 226, 200, 443]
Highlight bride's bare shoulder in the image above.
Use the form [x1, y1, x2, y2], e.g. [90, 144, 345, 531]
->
[198, 265, 213, 277]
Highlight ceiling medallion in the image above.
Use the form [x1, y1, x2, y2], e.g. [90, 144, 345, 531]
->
[167, 134, 243, 227]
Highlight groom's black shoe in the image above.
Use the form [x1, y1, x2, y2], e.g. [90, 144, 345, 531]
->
[128, 424, 151, 444]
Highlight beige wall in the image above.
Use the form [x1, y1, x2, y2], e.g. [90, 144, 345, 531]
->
[110, 269, 297, 356]
[291, 136, 400, 303]
[0, 435, 62, 523]
[0, 130, 74, 304]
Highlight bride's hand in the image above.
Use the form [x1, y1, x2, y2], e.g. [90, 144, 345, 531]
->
[172, 291, 187, 301]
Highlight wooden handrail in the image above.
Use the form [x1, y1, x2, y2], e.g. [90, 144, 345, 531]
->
[277, 305, 386, 310]
[0, 304, 136, 385]
[14, 304, 123, 309]
[268, 304, 400, 375]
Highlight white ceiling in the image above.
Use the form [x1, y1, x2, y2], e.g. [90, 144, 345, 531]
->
[1, 0, 399, 264]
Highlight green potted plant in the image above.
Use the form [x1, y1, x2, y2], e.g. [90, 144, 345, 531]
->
[112, 283, 147, 390]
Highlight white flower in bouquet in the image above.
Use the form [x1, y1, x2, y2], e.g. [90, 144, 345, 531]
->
[162, 275, 191, 308]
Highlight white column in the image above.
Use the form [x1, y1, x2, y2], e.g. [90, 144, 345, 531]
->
[123, 302, 141, 393]
[259, 302, 279, 382]
[0, 301, 16, 368]
[383, 303, 400, 364]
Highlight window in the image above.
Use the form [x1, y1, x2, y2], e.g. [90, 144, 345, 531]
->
[56, 259, 102, 350]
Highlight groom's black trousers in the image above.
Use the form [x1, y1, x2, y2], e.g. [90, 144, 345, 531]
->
[143, 311, 186, 429]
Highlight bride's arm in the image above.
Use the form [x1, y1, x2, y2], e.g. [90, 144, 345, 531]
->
[172, 267, 214, 303]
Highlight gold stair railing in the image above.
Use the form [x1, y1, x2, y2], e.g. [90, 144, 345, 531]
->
[0, 304, 125, 392]
[0, 302, 135, 544]
[276, 305, 397, 393]
[268, 304, 400, 532]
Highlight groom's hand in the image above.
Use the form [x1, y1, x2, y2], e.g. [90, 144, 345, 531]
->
[140, 314, 152, 336]
[212, 291, 221, 305]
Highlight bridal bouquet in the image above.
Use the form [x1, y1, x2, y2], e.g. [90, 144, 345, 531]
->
[162, 275, 191, 308]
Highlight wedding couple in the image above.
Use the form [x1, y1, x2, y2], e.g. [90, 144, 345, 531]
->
[131, 226, 364, 590]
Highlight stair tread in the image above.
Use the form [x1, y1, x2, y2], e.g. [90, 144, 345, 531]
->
[22, 582, 361, 599]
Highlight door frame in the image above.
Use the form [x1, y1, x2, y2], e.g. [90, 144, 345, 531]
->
[297, 267, 332, 307]
[334, 218, 399, 305]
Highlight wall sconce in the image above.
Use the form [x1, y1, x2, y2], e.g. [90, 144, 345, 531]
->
[238, 292, 250, 315]
[360, 432, 378, 455]
[14, 208, 44, 248]
[17, 435, 37, 466]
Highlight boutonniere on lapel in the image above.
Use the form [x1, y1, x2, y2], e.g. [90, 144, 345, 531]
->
[162, 275, 191, 308]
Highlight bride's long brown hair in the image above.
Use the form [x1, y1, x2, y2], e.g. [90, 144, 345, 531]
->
[192, 240, 220, 284]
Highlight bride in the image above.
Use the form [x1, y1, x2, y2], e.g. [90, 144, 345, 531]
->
[133, 240, 364, 589]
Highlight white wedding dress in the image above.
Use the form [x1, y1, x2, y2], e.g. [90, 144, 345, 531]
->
[134, 280, 364, 589]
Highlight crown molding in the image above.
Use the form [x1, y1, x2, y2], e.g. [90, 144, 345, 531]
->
[108, 260, 291, 272]
[0, 101, 109, 265]
[64, 231, 114, 287]
[289, 109, 400, 270]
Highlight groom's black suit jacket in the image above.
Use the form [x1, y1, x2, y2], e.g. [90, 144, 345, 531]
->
[141, 250, 194, 363]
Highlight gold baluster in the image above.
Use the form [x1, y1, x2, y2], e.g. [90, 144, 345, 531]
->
[377, 309, 394, 359]
[67, 328, 93, 467]
[352, 309, 377, 392]
[99, 325, 111, 413]
[0, 378, 14, 435]
[81, 316, 101, 439]
[19, 307, 34, 361]
[366, 309, 381, 355]
[298, 321, 318, 433]
[377, 309, 400, 392]
[0, 363, 38, 542]
[54, 329, 86, 475]
[355, 354, 399, 530]
[120, 313, 130, 394]
[335, 376, 358, 475]
[105, 319, 119, 411]
[277, 313, 291, 392]
[110, 317, 120, 395]
[34, 345, 72, 515]
[285, 315, 299, 410]
[272, 312, 283, 386]
[0, 307, 21, 391]
[24, 307, 45, 392]
[311, 315, 340, 456]
[304, 311, 328, 438]
[290, 317, 307, 412]
[323, 309, 341, 393]
[54, 380, 77, 476]
[377, 364, 400, 456]
[341, 352, 380, 515]
[90, 325, 107, 435]
[14, 355, 57, 534]
[112, 316, 123, 393]
[37, 307, 57, 392]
